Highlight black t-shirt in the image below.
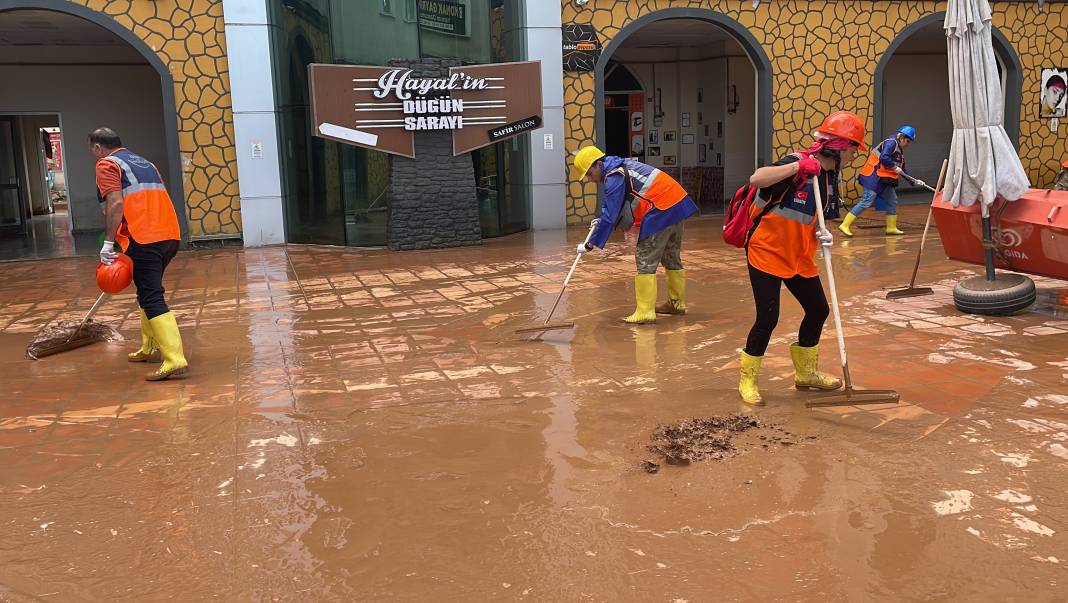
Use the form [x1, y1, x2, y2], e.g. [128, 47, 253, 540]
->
[758, 154, 833, 208]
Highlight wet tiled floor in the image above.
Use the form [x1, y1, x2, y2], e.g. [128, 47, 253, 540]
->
[0, 206, 1065, 600]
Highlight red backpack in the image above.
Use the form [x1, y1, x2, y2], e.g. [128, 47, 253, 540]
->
[722, 153, 803, 248]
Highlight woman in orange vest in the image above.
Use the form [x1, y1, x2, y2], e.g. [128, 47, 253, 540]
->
[738, 111, 867, 405]
[91, 127, 188, 381]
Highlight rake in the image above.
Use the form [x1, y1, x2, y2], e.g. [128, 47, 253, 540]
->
[886, 159, 949, 300]
[514, 222, 597, 335]
[806, 177, 900, 408]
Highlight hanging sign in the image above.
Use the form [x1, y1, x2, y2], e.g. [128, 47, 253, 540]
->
[310, 60, 543, 158]
[562, 24, 601, 72]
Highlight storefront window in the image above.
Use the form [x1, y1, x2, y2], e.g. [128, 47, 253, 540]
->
[268, 0, 529, 247]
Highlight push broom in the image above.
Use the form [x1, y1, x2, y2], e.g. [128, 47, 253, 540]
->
[806, 177, 900, 408]
[885, 159, 948, 300]
[26, 293, 114, 359]
[515, 222, 597, 335]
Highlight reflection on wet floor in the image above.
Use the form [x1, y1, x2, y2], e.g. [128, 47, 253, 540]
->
[0, 207, 1065, 599]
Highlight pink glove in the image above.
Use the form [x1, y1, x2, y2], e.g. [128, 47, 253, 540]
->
[796, 158, 821, 179]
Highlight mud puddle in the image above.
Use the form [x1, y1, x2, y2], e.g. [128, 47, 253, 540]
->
[642, 414, 812, 472]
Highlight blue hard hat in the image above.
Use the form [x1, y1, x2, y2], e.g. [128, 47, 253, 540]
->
[898, 125, 917, 140]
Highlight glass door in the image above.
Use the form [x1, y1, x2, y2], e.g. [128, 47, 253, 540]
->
[0, 117, 26, 229]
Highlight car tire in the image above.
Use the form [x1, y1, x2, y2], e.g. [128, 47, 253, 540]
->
[953, 273, 1036, 316]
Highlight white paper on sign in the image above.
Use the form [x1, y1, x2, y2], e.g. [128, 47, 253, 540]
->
[318, 123, 379, 146]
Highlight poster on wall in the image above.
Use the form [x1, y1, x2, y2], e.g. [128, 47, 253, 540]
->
[629, 93, 645, 158]
[1041, 68, 1067, 118]
[699, 144, 706, 164]
[309, 60, 543, 157]
[47, 131, 63, 171]
[649, 129, 659, 144]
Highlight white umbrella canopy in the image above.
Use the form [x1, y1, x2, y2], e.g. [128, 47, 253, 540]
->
[944, 0, 1030, 212]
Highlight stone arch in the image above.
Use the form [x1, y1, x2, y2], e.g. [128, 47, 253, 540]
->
[595, 7, 774, 168]
[0, 0, 188, 239]
[872, 11, 1022, 147]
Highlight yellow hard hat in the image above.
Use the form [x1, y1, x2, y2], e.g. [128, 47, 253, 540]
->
[573, 146, 606, 180]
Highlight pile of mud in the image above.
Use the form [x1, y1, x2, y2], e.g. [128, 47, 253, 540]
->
[643, 414, 809, 472]
[26, 320, 123, 360]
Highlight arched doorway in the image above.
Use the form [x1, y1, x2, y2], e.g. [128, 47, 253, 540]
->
[0, 0, 185, 261]
[873, 12, 1022, 189]
[596, 8, 772, 214]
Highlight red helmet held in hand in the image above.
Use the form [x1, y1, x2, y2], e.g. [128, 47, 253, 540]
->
[96, 254, 133, 294]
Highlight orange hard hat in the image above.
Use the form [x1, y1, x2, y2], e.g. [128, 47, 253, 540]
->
[96, 254, 133, 294]
[816, 111, 868, 152]
[1061, 159, 1068, 169]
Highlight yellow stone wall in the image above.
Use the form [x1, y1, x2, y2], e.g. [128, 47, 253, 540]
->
[77, 0, 240, 237]
[563, 1, 1068, 223]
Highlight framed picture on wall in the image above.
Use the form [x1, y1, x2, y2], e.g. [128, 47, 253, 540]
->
[716, 153, 722, 165]
[682, 113, 691, 127]
[699, 144, 707, 163]
[664, 130, 676, 142]
[704, 125, 710, 137]
[1041, 68, 1068, 118]
[717, 122, 723, 138]
[649, 146, 661, 157]
[697, 88, 703, 103]
[649, 129, 659, 144]
[698, 112, 703, 125]
[682, 134, 695, 145]
[664, 155, 677, 166]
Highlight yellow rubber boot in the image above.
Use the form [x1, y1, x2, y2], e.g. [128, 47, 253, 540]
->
[128, 309, 159, 363]
[145, 311, 188, 381]
[738, 351, 764, 406]
[886, 215, 905, 235]
[623, 274, 657, 324]
[655, 269, 686, 315]
[790, 343, 842, 391]
[838, 213, 857, 237]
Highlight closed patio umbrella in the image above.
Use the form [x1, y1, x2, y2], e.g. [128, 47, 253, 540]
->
[944, 0, 1029, 211]
[944, 0, 1035, 311]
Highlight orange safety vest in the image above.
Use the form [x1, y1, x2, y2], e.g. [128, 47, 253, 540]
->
[747, 165, 830, 279]
[859, 139, 900, 181]
[97, 149, 180, 250]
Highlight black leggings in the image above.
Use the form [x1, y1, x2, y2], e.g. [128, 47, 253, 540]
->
[125, 237, 179, 320]
[744, 264, 829, 357]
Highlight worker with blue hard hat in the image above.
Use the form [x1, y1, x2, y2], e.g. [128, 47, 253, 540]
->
[840, 125, 926, 236]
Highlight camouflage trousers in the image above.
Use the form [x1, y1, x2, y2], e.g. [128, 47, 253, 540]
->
[635, 222, 685, 275]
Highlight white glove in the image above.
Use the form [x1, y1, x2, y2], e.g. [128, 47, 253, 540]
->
[894, 166, 904, 175]
[100, 240, 118, 265]
[816, 229, 833, 248]
[576, 242, 592, 254]
[914, 179, 927, 188]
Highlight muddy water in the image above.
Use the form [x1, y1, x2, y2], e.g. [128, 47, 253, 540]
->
[0, 208, 1065, 600]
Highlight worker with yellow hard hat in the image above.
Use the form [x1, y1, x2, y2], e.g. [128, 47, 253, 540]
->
[572, 146, 698, 324]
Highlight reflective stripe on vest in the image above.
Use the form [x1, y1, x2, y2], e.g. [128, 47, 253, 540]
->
[101, 150, 180, 248]
[612, 162, 688, 225]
